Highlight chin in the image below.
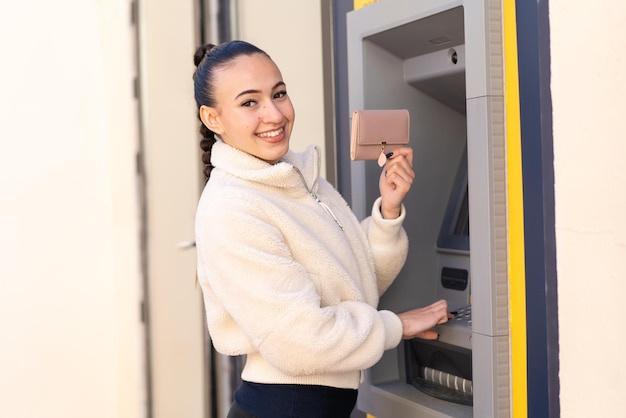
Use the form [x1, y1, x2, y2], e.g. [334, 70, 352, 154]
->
[264, 145, 289, 164]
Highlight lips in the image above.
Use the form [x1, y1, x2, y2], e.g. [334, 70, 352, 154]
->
[256, 127, 284, 138]
[256, 127, 285, 142]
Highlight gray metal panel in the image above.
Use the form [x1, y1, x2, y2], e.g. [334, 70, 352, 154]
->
[464, 0, 504, 98]
[404, 45, 467, 114]
[346, 1, 509, 417]
[365, 5, 464, 59]
[472, 334, 511, 417]
[358, 372, 472, 418]
[466, 95, 508, 338]
[347, 0, 465, 220]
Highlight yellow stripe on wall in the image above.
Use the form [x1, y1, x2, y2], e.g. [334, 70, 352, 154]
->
[503, 0, 528, 417]
[354, 0, 379, 10]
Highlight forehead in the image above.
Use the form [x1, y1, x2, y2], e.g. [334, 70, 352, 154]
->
[212, 53, 283, 97]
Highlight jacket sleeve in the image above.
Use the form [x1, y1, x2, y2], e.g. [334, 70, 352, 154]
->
[196, 194, 403, 377]
[360, 197, 409, 296]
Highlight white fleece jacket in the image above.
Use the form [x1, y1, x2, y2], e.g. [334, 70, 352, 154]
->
[195, 140, 408, 390]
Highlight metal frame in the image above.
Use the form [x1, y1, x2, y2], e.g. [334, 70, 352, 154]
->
[346, 0, 510, 416]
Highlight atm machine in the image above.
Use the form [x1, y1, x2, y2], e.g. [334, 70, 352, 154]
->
[347, 1, 510, 417]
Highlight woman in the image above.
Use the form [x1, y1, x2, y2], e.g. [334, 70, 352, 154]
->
[192, 40, 449, 418]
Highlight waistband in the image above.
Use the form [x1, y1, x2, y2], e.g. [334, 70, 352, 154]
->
[234, 380, 358, 418]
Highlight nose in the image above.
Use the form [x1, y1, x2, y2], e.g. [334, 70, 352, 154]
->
[261, 101, 284, 124]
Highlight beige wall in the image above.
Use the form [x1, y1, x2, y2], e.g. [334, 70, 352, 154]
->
[0, 1, 143, 417]
[0, 1, 326, 417]
[551, 0, 626, 416]
[235, 0, 328, 176]
[138, 0, 206, 417]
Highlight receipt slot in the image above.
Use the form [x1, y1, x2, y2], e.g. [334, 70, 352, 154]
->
[347, 1, 510, 417]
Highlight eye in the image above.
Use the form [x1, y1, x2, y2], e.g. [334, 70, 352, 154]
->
[241, 99, 256, 107]
[274, 90, 288, 99]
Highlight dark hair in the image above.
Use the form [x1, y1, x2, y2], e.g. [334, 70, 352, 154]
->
[192, 41, 269, 178]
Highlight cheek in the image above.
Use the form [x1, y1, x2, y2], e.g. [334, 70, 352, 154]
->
[283, 102, 295, 120]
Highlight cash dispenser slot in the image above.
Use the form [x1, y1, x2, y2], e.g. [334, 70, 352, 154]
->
[406, 339, 473, 406]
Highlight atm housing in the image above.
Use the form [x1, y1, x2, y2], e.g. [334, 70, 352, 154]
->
[347, 1, 510, 417]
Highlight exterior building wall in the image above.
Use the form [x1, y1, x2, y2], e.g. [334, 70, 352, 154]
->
[551, 0, 626, 416]
[0, 1, 143, 417]
[236, 0, 327, 176]
[138, 0, 206, 417]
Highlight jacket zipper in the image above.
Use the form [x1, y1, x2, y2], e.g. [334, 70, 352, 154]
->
[292, 166, 344, 232]
[310, 189, 345, 231]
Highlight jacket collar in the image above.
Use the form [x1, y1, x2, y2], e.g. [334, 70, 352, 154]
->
[211, 140, 321, 192]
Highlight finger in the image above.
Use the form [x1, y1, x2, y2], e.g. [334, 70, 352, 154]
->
[436, 299, 449, 310]
[384, 163, 415, 188]
[415, 329, 439, 340]
[384, 171, 413, 193]
[426, 299, 448, 311]
[429, 302, 450, 324]
[387, 147, 414, 167]
[387, 167, 415, 186]
[385, 155, 415, 176]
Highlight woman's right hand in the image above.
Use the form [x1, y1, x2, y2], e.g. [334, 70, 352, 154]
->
[397, 299, 449, 340]
[378, 147, 415, 219]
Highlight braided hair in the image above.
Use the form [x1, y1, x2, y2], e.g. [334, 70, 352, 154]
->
[192, 41, 269, 178]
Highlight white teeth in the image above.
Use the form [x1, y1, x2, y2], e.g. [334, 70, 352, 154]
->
[257, 128, 283, 138]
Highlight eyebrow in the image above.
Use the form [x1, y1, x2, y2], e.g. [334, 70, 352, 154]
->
[234, 81, 286, 100]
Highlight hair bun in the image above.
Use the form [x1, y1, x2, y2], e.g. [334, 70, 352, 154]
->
[193, 43, 217, 67]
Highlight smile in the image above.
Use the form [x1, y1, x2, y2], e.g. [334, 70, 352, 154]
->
[256, 127, 284, 138]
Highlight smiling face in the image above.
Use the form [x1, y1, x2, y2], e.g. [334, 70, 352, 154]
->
[199, 53, 295, 164]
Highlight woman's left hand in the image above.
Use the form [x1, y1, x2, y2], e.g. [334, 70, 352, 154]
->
[379, 147, 415, 219]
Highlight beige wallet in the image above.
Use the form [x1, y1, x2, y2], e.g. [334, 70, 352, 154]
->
[350, 109, 410, 166]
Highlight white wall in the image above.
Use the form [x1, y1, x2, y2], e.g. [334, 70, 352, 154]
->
[551, 0, 626, 416]
[0, 1, 143, 417]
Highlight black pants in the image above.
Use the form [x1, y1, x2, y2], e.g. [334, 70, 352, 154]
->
[227, 401, 257, 418]
[227, 381, 358, 418]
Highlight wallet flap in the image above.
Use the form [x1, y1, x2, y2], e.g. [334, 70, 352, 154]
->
[353, 109, 410, 146]
[350, 109, 410, 161]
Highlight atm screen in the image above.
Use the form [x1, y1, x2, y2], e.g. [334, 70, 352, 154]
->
[437, 147, 469, 252]
[453, 186, 469, 236]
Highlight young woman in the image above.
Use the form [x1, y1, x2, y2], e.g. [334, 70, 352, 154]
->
[192, 40, 449, 418]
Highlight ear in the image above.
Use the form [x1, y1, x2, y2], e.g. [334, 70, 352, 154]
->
[199, 105, 224, 135]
